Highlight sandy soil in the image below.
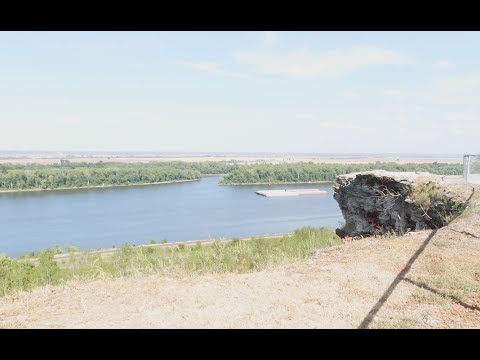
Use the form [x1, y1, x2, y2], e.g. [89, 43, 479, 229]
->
[0, 155, 463, 165]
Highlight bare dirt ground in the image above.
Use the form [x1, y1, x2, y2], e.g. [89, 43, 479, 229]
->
[1, 183, 479, 328]
[0, 155, 463, 165]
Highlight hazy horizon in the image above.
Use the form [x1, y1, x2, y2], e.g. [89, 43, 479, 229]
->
[1, 31, 479, 154]
[0, 150, 464, 157]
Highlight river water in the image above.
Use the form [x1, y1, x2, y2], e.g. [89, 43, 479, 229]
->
[0, 176, 343, 257]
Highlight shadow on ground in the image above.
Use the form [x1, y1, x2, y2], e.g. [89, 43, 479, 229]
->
[358, 187, 477, 329]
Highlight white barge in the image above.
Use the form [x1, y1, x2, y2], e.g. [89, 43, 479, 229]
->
[255, 189, 327, 197]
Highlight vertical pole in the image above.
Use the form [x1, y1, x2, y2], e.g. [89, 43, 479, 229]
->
[466, 155, 472, 183]
[464, 155, 468, 181]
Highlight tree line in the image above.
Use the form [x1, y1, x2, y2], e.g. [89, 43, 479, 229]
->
[0, 161, 463, 190]
[0, 162, 212, 190]
[219, 162, 463, 184]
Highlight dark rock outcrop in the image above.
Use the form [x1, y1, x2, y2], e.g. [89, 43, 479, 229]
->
[333, 170, 465, 237]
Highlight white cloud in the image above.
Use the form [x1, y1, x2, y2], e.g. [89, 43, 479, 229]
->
[395, 128, 435, 141]
[447, 121, 479, 135]
[309, 120, 380, 135]
[438, 74, 480, 94]
[445, 112, 475, 122]
[432, 74, 480, 105]
[295, 113, 316, 120]
[341, 89, 362, 99]
[234, 45, 408, 79]
[178, 60, 223, 74]
[379, 89, 413, 101]
[433, 59, 453, 69]
[223, 72, 247, 78]
[339, 88, 415, 102]
[262, 31, 278, 45]
[295, 112, 370, 130]
[178, 60, 246, 78]
[445, 111, 479, 135]
[312, 121, 355, 130]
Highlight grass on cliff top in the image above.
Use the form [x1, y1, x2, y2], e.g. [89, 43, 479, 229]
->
[0, 227, 340, 298]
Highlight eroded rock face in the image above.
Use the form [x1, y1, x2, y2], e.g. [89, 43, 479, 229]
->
[333, 170, 464, 237]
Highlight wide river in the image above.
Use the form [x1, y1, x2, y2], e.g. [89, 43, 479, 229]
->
[0, 176, 343, 257]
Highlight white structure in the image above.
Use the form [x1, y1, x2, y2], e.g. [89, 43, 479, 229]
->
[464, 154, 480, 184]
[255, 189, 327, 197]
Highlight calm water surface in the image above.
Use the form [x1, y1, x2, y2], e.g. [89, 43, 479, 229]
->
[0, 176, 342, 257]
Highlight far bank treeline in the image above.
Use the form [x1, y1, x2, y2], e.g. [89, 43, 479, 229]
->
[0, 161, 463, 191]
[219, 162, 463, 184]
[0, 161, 233, 191]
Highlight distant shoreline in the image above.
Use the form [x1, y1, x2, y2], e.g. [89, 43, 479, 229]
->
[0, 155, 464, 166]
[0, 179, 199, 194]
[219, 181, 333, 186]
[26, 231, 297, 263]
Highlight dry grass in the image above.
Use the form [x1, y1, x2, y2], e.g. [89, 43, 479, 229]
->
[1, 230, 479, 328]
[0, 227, 340, 298]
[0, 182, 478, 329]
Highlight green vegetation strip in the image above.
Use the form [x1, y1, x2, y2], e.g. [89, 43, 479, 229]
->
[0, 161, 237, 191]
[0, 161, 463, 191]
[0, 227, 339, 298]
[220, 162, 463, 184]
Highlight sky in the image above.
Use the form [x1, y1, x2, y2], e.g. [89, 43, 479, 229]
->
[0, 31, 479, 154]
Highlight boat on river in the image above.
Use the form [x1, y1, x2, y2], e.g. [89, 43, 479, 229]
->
[255, 189, 327, 197]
